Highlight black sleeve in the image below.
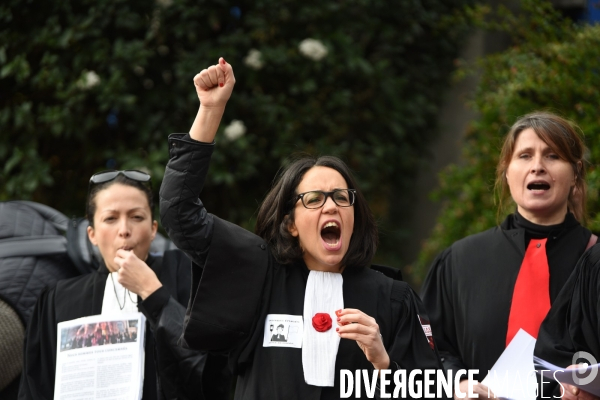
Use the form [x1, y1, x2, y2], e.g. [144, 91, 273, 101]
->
[383, 282, 450, 399]
[420, 247, 468, 374]
[180, 217, 270, 354]
[535, 245, 600, 398]
[18, 289, 57, 400]
[389, 282, 444, 371]
[159, 133, 215, 267]
[138, 250, 232, 400]
[139, 286, 170, 317]
[143, 296, 230, 400]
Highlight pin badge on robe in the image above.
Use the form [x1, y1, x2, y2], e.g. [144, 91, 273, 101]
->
[418, 315, 435, 350]
[263, 314, 303, 348]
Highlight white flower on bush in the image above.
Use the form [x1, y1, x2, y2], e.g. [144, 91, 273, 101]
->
[298, 38, 328, 61]
[78, 70, 100, 89]
[244, 49, 264, 70]
[223, 120, 246, 141]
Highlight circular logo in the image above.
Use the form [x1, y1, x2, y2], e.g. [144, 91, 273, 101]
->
[571, 351, 598, 386]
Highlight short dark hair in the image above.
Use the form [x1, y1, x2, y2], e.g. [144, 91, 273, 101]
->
[86, 174, 154, 228]
[495, 111, 588, 223]
[255, 155, 378, 270]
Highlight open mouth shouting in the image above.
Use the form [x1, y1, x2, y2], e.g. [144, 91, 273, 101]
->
[527, 180, 551, 192]
[321, 221, 342, 251]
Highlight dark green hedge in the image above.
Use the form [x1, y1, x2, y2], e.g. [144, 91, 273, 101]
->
[1, 0, 475, 273]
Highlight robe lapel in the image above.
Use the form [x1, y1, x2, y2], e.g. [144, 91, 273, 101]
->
[502, 228, 526, 258]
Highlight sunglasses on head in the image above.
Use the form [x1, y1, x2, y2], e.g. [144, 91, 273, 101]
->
[89, 170, 152, 187]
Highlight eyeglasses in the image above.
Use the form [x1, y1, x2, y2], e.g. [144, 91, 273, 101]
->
[295, 189, 356, 209]
[89, 170, 152, 187]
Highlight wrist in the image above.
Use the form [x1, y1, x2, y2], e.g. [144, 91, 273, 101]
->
[139, 282, 163, 300]
[372, 354, 390, 370]
[198, 104, 226, 117]
[200, 102, 226, 110]
[190, 105, 226, 142]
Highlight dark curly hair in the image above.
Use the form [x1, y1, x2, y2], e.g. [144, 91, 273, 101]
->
[255, 155, 377, 270]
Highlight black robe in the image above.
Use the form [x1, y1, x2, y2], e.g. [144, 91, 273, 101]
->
[535, 243, 600, 396]
[18, 250, 230, 400]
[420, 213, 591, 382]
[159, 134, 445, 400]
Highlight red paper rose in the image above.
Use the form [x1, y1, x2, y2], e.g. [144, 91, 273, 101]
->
[312, 313, 332, 332]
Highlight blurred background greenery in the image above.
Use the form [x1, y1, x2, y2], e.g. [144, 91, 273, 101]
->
[1, 0, 599, 286]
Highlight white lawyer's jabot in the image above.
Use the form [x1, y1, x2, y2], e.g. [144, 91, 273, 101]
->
[302, 270, 344, 386]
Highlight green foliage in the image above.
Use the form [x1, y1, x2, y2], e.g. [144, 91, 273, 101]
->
[1, 0, 474, 272]
[416, 0, 600, 282]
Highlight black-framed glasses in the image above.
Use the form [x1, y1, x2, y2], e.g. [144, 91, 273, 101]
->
[89, 170, 152, 188]
[295, 189, 356, 209]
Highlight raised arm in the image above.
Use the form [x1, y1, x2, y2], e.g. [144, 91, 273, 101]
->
[159, 58, 235, 266]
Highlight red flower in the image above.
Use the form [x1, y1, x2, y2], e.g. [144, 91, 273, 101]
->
[312, 313, 332, 332]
